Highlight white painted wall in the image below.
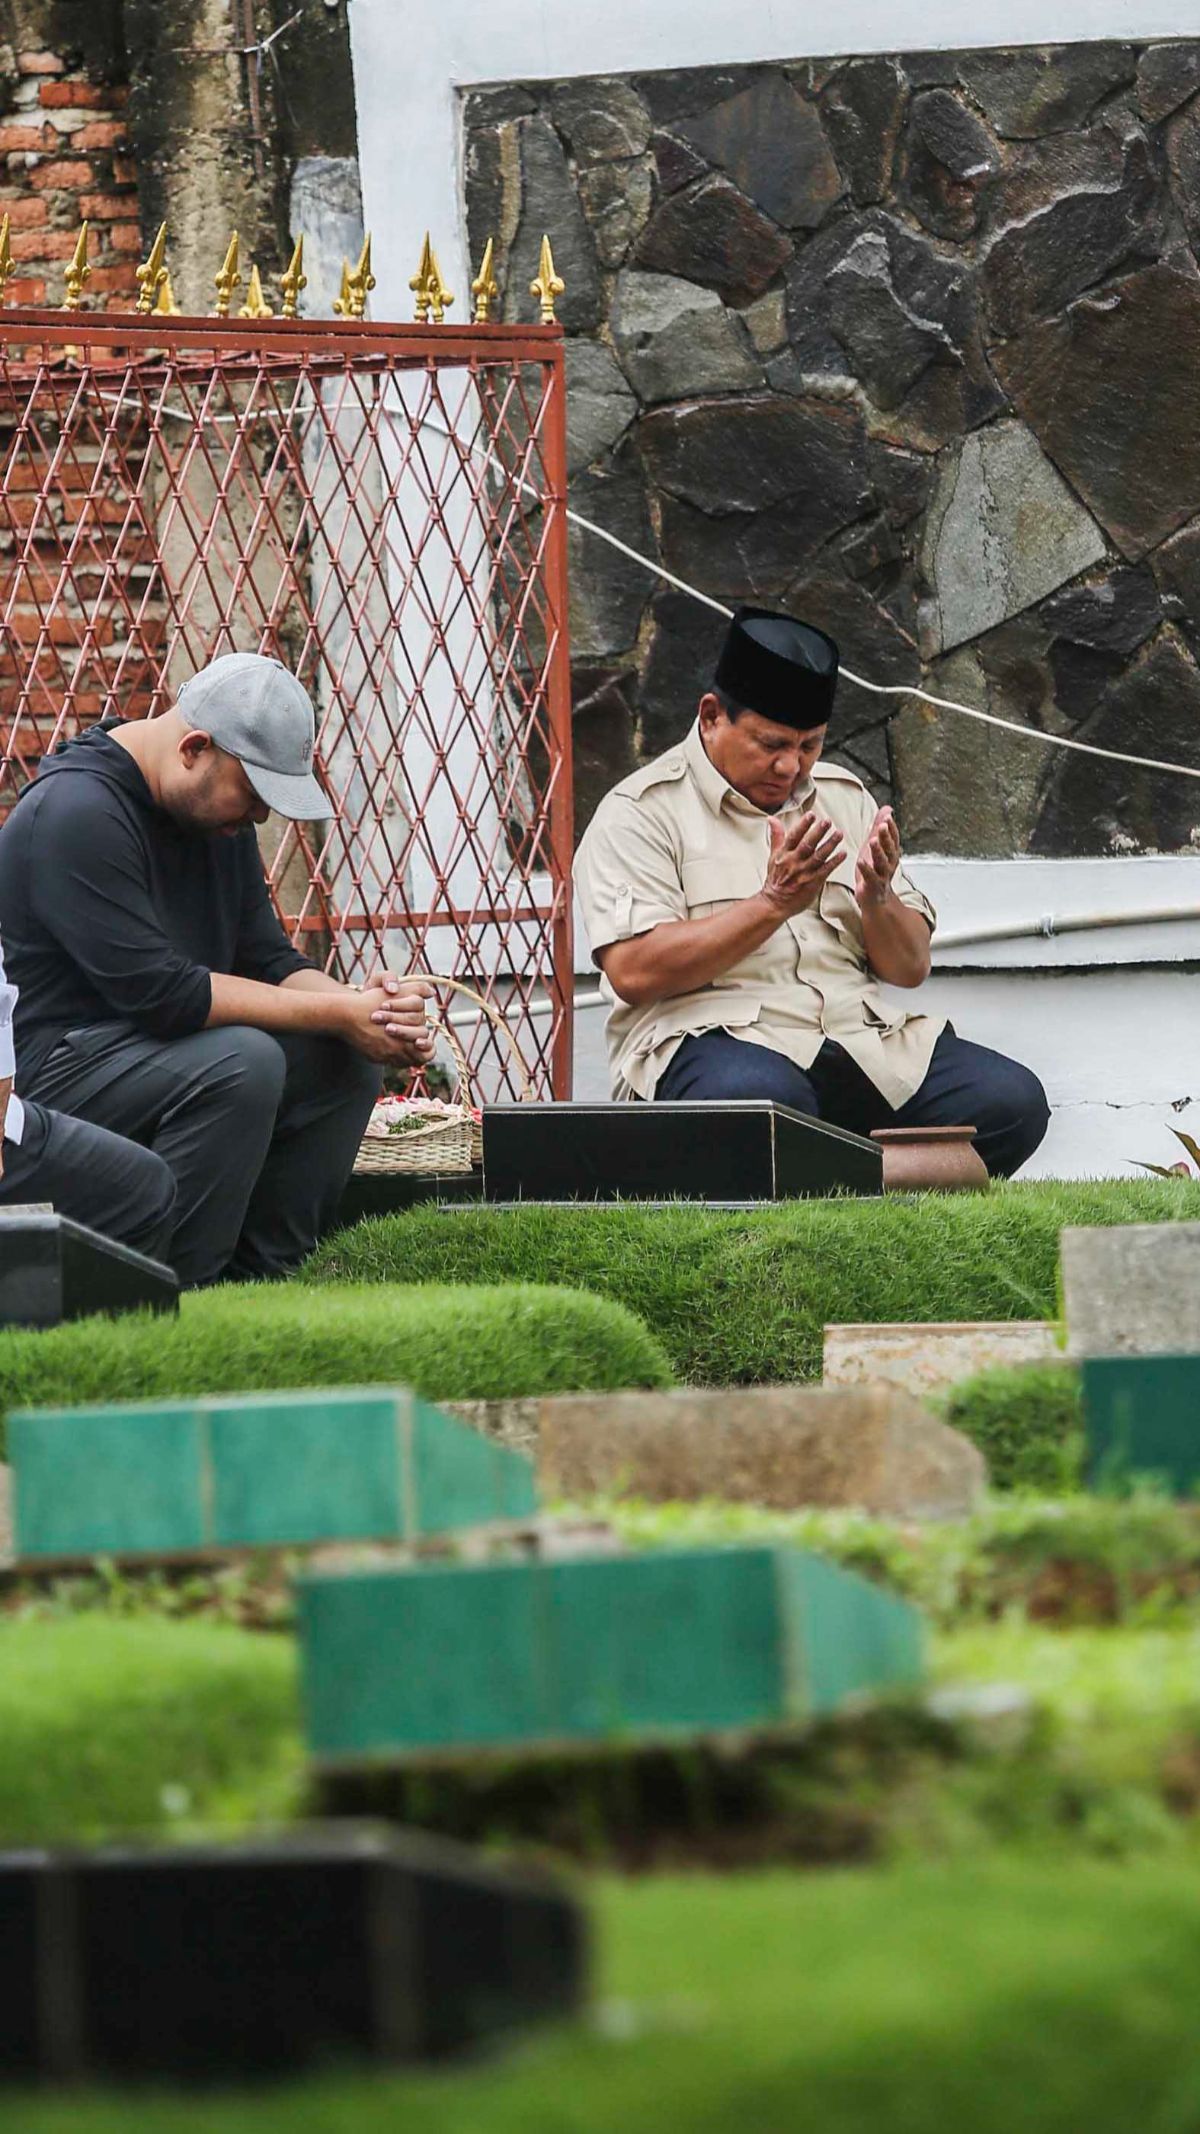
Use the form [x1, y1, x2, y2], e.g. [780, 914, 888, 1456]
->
[350, 0, 1200, 1175]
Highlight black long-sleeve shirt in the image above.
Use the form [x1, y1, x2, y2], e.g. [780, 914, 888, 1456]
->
[0, 721, 310, 1083]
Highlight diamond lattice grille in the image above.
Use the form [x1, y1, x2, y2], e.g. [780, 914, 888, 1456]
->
[0, 321, 573, 1096]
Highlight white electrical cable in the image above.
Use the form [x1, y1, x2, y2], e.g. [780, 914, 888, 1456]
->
[124, 388, 1200, 787]
[561, 506, 1200, 784]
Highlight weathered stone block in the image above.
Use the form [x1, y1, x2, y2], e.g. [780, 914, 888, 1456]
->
[10, 1388, 536, 1562]
[633, 174, 792, 304]
[979, 137, 1161, 336]
[612, 269, 761, 403]
[564, 338, 636, 473]
[534, 1384, 986, 1518]
[823, 1320, 1059, 1400]
[637, 391, 869, 517]
[993, 264, 1200, 560]
[549, 76, 652, 162]
[901, 88, 999, 239]
[504, 115, 602, 333]
[298, 1545, 925, 1760]
[1137, 42, 1200, 124]
[957, 46, 1137, 139]
[1031, 633, 1200, 856]
[821, 57, 908, 206]
[567, 455, 656, 658]
[922, 417, 1105, 652]
[1061, 1223, 1200, 1360]
[577, 157, 653, 267]
[679, 74, 842, 229]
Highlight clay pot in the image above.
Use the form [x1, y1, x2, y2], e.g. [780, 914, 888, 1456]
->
[871, 1124, 989, 1194]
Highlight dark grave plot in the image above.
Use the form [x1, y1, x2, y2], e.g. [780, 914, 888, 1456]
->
[481, 1100, 883, 1204]
[336, 1169, 483, 1225]
[299, 1544, 924, 1766]
[1083, 1354, 1200, 1495]
[0, 1211, 177, 1329]
[0, 1824, 585, 2083]
[10, 1386, 536, 1565]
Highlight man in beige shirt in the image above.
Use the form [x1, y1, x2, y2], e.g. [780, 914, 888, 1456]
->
[575, 606, 1048, 1177]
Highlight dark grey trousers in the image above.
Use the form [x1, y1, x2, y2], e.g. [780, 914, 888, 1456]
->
[0, 1101, 177, 1261]
[25, 1022, 381, 1288]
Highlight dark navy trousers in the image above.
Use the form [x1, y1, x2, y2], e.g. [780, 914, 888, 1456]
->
[654, 1027, 1049, 1179]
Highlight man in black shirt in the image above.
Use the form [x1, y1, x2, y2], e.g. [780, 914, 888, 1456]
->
[0, 652, 434, 1286]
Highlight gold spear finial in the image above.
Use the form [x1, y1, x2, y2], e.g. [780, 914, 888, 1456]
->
[135, 222, 169, 315]
[279, 234, 306, 319]
[238, 262, 273, 319]
[409, 231, 452, 323]
[471, 236, 499, 323]
[530, 234, 565, 324]
[62, 221, 90, 311]
[334, 233, 376, 321]
[154, 270, 181, 317]
[0, 215, 14, 299]
[213, 230, 242, 317]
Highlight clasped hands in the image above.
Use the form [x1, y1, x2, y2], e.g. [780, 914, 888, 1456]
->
[343, 975, 437, 1067]
[762, 805, 901, 918]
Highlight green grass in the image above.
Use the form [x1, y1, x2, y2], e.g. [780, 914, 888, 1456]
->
[0, 1282, 673, 1457]
[305, 1180, 1200, 1386]
[0, 1616, 301, 1843]
[7, 1859, 1200, 2131]
[943, 1361, 1083, 1490]
[603, 1493, 1200, 1627]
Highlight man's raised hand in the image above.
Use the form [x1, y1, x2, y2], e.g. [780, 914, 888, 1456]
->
[761, 810, 846, 918]
[854, 806, 902, 910]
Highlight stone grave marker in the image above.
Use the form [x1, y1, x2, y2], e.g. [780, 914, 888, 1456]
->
[9, 1386, 536, 1563]
[0, 1825, 583, 2081]
[298, 1545, 924, 1764]
[1061, 1223, 1200, 1359]
[1082, 1354, 1200, 1494]
[533, 1384, 986, 1519]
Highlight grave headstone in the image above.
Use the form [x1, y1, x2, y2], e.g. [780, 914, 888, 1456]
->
[1082, 1353, 1200, 1494]
[534, 1384, 986, 1518]
[0, 1825, 585, 2082]
[0, 1213, 177, 1329]
[482, 1100, 883, 1201]
[1061, 1223, 1200, 1359]
[823, 1321, 1059, 1400]
[298, 1545, 925, 1763]
[10, 1386, 536, 1563]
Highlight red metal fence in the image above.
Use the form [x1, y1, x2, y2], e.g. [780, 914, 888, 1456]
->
[0, 312, 574, 1097]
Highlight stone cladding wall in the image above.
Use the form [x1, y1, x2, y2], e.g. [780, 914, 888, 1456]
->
[463, 43, 1200, 856]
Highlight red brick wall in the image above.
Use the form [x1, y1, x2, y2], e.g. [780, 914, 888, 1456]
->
[0, 47, 135, 308]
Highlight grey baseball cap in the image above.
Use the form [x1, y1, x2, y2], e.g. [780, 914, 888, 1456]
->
[176, 652, 333, 820]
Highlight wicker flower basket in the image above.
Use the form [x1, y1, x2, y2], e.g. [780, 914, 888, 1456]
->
[354, 976, 534, 1178]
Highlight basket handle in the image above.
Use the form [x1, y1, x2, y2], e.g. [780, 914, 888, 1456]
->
[412, 973, 537, 1108]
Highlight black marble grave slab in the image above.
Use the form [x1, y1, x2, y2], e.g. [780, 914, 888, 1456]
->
[0, 1824, 585, 2083]
[0, 1213, 177, 1329]
[482, 1101, 882, 1202]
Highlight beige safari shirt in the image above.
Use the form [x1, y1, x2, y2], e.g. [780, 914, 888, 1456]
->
[575, 720, 944, 1106]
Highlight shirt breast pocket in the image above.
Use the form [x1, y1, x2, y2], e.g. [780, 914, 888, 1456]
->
[680, 855, 763, 919]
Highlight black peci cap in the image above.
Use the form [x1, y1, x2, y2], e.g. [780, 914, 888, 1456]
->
[713, 605, 839, 731]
